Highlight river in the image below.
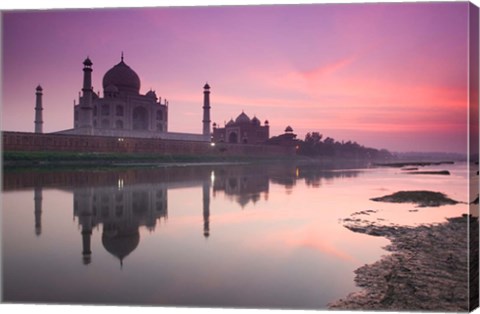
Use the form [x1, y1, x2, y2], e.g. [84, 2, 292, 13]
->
[1, 161, 470, 309]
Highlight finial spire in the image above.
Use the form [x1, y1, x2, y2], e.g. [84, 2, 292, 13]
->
[121, 51, 124, 62]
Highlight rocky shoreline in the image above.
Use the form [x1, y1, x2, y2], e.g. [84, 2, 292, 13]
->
[329, 214, 478, 311]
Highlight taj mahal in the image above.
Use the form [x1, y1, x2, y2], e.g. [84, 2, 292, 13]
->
[75, 55, 169, 133]
[31, 54, 286, 145]
[33, 54, 212, 142]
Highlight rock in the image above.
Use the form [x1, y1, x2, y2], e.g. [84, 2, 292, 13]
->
[374, 161, 454, 168]
[329, 215, 477, 311]
[370, 190, 459, 207]
[405, 170, 450, 175]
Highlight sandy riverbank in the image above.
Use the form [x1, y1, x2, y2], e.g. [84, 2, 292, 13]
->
[329, 214, 478, 311]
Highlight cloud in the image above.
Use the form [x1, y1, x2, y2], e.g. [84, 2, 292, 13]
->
[301, 55, 358, 81]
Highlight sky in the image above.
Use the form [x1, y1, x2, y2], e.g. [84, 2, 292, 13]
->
[1, 0, 476, 153]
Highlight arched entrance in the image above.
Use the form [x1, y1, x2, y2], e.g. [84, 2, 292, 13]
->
[228, 132, 238, 143]
[133, 107, 148, 130]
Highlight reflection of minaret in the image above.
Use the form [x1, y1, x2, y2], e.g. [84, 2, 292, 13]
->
[33, 186, 43, 236]
[76, 187, 94, 265]
[81, 225, 92, 265]
[203, 181, 210, 238]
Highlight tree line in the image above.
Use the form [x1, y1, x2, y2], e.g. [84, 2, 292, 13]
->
[297, 132, 392, 160]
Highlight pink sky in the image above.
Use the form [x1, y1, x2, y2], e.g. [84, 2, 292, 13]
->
[1, 2, 473, 153]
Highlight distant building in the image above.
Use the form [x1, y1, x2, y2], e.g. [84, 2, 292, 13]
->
[212, 111, 269, 144]
[267, 125, 298, 146]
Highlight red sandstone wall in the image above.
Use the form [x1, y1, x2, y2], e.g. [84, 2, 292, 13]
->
[2, 131, 295, 157]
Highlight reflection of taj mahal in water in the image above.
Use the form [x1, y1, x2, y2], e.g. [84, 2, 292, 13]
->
[74, 184, 169, 266]
[30, 170, 270, 267]
[23, 165, 360, 267]
[71, 180, 217, 266]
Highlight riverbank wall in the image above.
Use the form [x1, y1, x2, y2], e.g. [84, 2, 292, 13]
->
[2, 131, 295, 157]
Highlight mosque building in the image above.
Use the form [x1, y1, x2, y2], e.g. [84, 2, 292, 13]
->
[212, 111, 270, 144]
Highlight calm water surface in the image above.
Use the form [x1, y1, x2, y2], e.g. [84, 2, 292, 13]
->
[2, 162, 469, 309]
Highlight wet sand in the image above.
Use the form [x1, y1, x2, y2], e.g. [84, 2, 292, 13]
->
[329, 214, 477, 311]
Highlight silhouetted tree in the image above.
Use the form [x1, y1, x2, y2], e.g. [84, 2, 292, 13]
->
[297, 132, 392, 160]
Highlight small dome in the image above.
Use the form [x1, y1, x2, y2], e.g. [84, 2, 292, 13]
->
[285, 126, 293, 133]
[103, 59, 141, 95]
[235, 112, 251, 124]
[146, 90, 157, 100]
[251, 116, 260, 125]
[36, 85, 43, 91]
[226, 118, 235, 126]
[204, 83, 210, 89]
[264, 120, 269, 125]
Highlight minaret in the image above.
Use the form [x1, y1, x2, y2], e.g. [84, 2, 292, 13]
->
[202, 83, 211, 138]
[79, 57, 94, 133]
[202, 181, 210, 238]
[34, 186, 43, 236]
[34, 85, 43, 133]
